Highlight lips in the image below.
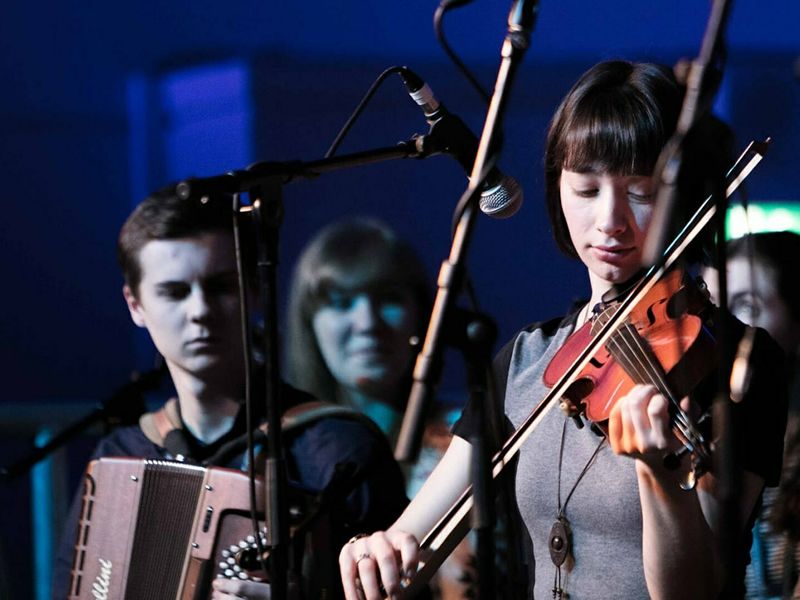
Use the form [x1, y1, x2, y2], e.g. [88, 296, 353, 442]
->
[185, 337, 219, 350]
[349, 344, 392, 359]
[591, 245, 635, 263]
[350, 346, 387, 357]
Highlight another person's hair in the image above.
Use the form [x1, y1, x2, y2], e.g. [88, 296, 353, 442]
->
[727, 231, 800, 324]
[545, 61, 681, 257]
[285, 218, 430, 403]
[117, 187, 248, 296]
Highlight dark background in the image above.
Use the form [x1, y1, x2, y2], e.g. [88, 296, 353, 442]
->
[0, 1, 797, 597]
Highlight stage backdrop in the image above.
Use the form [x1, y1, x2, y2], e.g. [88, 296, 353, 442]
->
[0, 2, 797, 597]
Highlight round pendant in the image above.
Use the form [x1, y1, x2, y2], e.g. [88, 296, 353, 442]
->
[548, 517, 571, 567]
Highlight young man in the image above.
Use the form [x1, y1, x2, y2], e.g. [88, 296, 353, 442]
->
[52, 189, 409, 599]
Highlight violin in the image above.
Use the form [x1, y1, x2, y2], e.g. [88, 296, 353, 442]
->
[543, 267, 716, 488]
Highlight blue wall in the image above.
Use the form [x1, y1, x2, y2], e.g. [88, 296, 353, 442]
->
[0, 1, 798, 595]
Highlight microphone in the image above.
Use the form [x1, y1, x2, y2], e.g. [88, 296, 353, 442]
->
[400, 68, 523, 218]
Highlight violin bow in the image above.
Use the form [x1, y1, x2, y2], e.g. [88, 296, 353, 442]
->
[399, 138, 770, 597]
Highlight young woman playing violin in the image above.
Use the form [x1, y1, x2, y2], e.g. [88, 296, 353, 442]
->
[339, 60, 788, 600]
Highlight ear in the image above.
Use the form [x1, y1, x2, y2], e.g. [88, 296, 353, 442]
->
[123, 285, 147, 328]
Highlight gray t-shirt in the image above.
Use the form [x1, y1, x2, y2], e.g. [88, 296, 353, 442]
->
[454, 306, 787, 599]
[503, 313, 645, 599]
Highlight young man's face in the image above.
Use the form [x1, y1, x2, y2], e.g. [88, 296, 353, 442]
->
[124, 232, 245, 383]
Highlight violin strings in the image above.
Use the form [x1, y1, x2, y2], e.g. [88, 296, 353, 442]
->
[595, 309, 676, 403]
[609, 317, 710, 464]
[606, 330, 697, 451]
[595, 309, 705, 456]
[612, 323, 695, 444]
[615, 316, 711, 463]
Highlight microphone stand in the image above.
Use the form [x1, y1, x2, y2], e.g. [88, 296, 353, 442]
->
[641, 0, 737, 572]
[460, 311, 500, 598]
[178, 136, 451, 200]
[0, 367, 163, 482]
[177, 126, 505, 596]
[394, 2, 539, 597]
[242, 176, 291, 599]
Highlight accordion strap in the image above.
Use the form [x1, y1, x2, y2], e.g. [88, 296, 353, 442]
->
[139, 397, 182, 446]
[139, 398, 383, 449]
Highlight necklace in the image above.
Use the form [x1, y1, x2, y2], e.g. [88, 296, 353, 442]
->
[549, 418, 606, 598]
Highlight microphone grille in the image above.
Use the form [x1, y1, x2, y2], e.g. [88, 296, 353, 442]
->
[479, 176, 523, 219]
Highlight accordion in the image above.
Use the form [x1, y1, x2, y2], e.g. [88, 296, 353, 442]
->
[67, 457, 335, 600]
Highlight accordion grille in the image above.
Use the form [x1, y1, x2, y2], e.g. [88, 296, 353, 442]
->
[124, 461, 204, 600]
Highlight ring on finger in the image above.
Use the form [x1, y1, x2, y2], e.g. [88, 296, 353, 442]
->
[347, 533, 368, 545]
[355, 552, 371, 566]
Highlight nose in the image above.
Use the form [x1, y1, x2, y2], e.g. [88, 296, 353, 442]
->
[350, 294, 381, 331]
[595, 186, 628, 236]
[187, 287, 212, 322]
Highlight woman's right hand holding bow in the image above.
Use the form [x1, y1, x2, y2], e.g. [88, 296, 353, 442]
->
[338, 435, 474, 600]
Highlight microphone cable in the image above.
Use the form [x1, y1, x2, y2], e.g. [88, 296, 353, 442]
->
[325, 66, 409, 158]
[433, 0, 491, 104]
[326, 0, 493, 158]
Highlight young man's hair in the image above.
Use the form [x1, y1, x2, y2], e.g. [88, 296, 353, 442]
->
[117, 186, 251, 296]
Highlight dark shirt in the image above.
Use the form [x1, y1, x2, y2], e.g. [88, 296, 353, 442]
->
[53, 383, 408, 599]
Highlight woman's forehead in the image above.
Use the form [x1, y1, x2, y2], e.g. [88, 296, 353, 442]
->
[316, 255, 396, 285]
[319, 272, 404, 294]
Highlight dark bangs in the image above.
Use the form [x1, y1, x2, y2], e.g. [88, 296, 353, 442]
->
[559, 90, 667, 177]
[544, 61, 682, 257]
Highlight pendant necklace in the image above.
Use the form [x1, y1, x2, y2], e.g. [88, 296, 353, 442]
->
[549, 418, 606, 599]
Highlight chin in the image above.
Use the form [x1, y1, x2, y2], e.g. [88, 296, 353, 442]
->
[187, 358, 232, 377]
[595, 263, 639, 286]
[354, 373, 397, 394]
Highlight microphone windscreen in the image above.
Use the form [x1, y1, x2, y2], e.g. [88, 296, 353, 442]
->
[479, 176, 523, 218]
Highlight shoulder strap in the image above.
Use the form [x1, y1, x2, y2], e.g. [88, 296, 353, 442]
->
[265, 400, 386, 439]
[139, 398, 182, 447]
[138, 398, 384, 448]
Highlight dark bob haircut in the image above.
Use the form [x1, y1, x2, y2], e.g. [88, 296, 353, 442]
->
[545, 61, 681, 258]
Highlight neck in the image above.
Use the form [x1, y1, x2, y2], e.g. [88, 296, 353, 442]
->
[586, 273, 611, 314]
[586, 270, 646, 311]
[168, 365, 242, 444]
[340, 387, 402, 440]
